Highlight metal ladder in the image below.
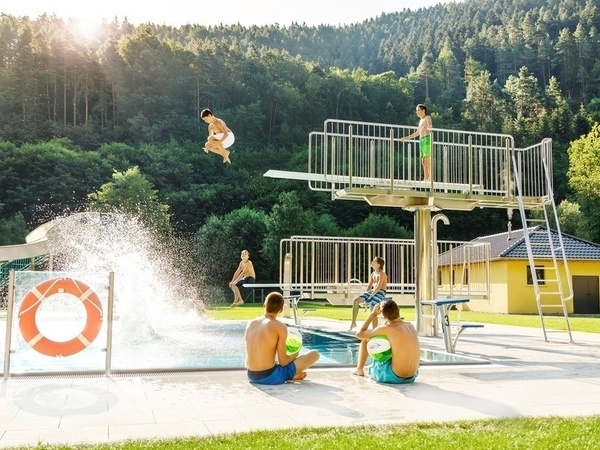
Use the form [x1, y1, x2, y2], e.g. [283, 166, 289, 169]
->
[512, 143, 574, 343]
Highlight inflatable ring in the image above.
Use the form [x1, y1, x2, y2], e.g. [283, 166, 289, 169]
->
[18, 277, 103, 357]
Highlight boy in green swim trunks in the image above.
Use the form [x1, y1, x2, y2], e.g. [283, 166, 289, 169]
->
[401, 104, 433, 181]
[352, 300, 420, 384]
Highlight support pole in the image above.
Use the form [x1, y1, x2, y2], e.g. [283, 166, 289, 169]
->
[283, 253, 292, 318]
[415, 208, 434, 336]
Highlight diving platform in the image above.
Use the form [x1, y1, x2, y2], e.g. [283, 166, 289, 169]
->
[265, 119, 552, 212]
[265, 119, 570, 342]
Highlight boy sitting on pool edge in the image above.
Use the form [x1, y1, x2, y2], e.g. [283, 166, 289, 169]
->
[353, 300, 420, 384]
[245, 292, 320, 384]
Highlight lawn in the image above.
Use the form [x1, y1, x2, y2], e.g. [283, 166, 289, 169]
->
[205, 301, 600, 333]
[15, 416, 600, 449]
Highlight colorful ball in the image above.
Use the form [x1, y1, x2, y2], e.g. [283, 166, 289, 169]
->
[286, 327, 303, 354]
[367, 335, 392, 362]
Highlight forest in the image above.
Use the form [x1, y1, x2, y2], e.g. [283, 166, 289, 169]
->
[1, 0, 600, 286]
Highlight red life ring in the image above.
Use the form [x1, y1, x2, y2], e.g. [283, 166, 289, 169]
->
[18, 277, 103, 357]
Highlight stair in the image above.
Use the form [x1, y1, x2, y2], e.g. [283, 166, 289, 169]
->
[512, 141, 573, 343]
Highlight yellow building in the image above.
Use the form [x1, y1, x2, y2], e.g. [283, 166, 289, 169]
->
[438, 227, 600, 315]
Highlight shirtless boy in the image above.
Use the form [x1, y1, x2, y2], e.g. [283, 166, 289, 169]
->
[350, 257, 388, 330]
[401, 104, 433, 181]
[229, 249, 255, 307]
[200, 108, 234, 164]
[245, 292, 320, 385]
[353, 300, 420, 384]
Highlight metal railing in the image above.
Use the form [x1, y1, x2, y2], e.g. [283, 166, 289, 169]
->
[279, 235, 490, 302]
[308, 119, 551, 205]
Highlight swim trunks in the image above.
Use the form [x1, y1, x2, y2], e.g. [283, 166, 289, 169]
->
[213, 132, 235, 148]
[247, 362, 297, 385]
[369, 360, 418, 384]
[419, 135, 431, 158]
[236, 277, 255, 289]
[359, 290, 387, 309]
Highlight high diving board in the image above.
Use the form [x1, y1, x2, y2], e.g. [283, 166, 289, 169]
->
[264, 169, 482, 191]
[263, 169, 533, 211]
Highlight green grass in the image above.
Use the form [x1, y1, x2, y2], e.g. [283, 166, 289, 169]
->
[207, 301, 600, 333]
[13, 416, 600, 449]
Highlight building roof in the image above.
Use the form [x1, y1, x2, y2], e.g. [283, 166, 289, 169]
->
[439, 226, 600, 264]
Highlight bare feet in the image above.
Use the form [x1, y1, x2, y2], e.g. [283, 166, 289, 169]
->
[352, 368, 365, 377]
[223, 150, 231, 163]
[349, 322, 356, 330]
[231, 300, 244, 307]
[292, 371, 308, 381]
[203, 147, 209, 154]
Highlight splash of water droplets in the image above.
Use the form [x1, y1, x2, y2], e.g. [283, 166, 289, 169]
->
[46, 212, 205, 340]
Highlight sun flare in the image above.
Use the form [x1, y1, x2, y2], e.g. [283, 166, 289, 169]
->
[73, 17, 100, 40]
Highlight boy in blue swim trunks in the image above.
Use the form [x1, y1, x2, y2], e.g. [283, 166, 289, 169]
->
[245, 292, 320, 385]
[350, 257, 388, 330]
[352, 301, 420, 385]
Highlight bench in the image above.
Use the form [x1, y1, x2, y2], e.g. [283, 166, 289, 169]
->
[420, 298, 484, 353]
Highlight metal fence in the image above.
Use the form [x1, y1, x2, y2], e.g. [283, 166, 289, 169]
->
[279, 235, 490, 303]
[308, 119, 551, 207]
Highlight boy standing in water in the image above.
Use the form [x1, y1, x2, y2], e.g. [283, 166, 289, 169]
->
[401, 104, 433, 181]
[200, 108, 234, 164]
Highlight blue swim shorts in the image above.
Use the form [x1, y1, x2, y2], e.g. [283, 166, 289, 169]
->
[360, 290, 387, 309]
[247, 362, 297, 385]
[369, 360, 418, 384]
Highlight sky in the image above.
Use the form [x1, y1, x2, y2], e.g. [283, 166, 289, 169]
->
[2, 0, 456, 28]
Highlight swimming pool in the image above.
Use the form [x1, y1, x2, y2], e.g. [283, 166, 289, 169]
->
[1, 318, 485, 376]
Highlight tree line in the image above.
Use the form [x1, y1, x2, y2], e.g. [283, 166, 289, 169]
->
[2, 0, 600, 285]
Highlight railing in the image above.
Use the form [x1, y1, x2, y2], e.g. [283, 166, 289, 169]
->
[308, 119, 551, 204]
[279, 235, 490, 301]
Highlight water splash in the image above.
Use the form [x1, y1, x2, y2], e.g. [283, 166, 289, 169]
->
[45, 212, 205, 341]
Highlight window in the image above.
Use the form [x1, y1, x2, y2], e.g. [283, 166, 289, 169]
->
[526, 265, 545, 285]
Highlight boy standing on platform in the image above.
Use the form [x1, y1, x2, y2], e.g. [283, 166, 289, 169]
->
[401, 104, 433, 181]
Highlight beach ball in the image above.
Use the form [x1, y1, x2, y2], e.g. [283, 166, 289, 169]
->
[286, 327, 303, 354]
[367, 335, 392, 362]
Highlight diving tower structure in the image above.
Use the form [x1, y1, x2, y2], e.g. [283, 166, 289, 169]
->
[265, 119, 573, 342]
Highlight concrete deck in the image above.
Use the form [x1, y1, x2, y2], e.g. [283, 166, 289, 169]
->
[1, 318, 599, 448]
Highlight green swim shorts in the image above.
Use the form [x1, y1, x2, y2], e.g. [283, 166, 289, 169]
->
[420, 135, 432, 158]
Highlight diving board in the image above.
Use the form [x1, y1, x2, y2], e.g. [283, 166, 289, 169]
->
[263, 170, 482, 191]
[263, 169, 530, 211]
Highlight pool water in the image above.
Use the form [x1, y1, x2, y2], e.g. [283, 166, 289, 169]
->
[1, 319, 486, 375]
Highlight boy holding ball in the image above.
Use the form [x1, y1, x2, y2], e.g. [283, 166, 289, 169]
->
[353, 300, 420, 384]
[245, 292, 320, 384]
